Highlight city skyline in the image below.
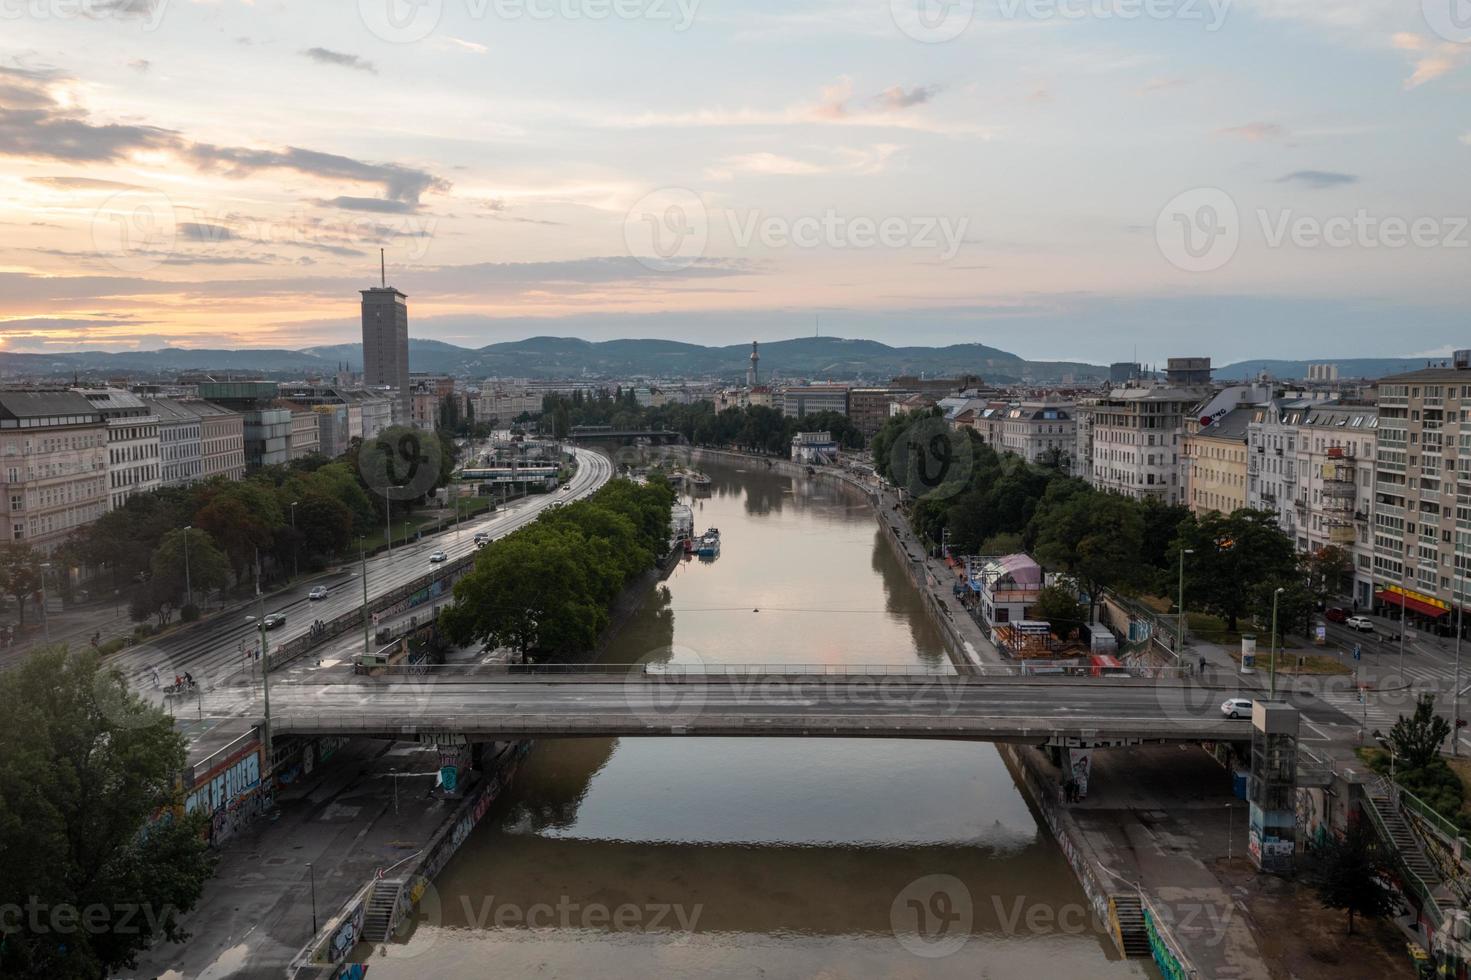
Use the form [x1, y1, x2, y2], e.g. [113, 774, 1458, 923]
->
[2, 2, 1469, 364]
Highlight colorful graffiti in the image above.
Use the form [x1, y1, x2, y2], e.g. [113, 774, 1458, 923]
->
[327, 900, 366, 964]
[184, 743, 267, 846]
[1145, 908, 1191, 980]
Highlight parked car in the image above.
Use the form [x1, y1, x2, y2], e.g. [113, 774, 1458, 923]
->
[1345, 616, 1376, 633]
[262, 613, 287, 630]
[308, 586, 329, 601]
[1324, 607, 1348, 624]
[1221, 698, 1254, 720]
[429, 550, 448, 564]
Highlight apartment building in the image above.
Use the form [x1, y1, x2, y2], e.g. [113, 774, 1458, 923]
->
[1184, 409, 1252, 516]
[196, 383, 291, 470]
[189, 400, 246, 481]
[1082, 387, 1203, 505]
[1371, 358, 1471, 629]
[998, 399, 1076, 470]
[1246, 399, 1311, 540]
[849, 387, 912, 437]
[475, 387, 542, 423]
[0, 391, 109, 552]
[76, 388, 161, 511]
[780, 384, 849, 419]
[148, 397, 204, 487]
[1297, 404, 1377, 608]
[288, 409, 321, 460]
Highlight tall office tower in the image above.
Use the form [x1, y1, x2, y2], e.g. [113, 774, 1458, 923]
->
[361, 253, 410, 422]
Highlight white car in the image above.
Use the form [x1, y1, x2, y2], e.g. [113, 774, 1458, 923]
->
[1221, 698, 1253, 719]
[473, 532, 489, 545]
[1345, 616, 1376, 633]
[308, 586, 329, 601]
[429, 550, 448, 564]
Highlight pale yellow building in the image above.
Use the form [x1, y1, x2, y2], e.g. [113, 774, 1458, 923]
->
[1184, 409, 1252, 516]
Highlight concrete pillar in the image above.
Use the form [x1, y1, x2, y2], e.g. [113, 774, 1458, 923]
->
[1247, 701, 1299, 872]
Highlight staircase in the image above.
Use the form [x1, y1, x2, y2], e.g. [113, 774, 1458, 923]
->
[1110, 894, 1151, 957]
[363, 877, 406, 943]
[1366, 786, 1443, 889]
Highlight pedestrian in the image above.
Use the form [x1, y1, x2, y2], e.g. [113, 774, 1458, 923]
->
[1198, 655, 1207, 676]
[151, 666, 161, 689]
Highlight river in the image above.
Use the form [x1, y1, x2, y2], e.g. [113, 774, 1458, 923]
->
[367, 455, 1156, 979]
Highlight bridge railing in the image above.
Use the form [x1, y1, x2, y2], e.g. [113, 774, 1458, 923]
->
[365, 661, 1203, 680]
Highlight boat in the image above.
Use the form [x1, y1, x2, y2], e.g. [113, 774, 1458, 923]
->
[694, 527, 721, 557]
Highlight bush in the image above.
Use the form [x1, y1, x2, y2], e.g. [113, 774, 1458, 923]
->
[97, 637, 127, 656]
[131, 623, 156, 641]
[180, 603, 201, 623]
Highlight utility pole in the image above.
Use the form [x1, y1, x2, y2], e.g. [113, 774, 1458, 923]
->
[182, 525, 193, 608]
[289, 502, 299, 580]
[1177, 548, 1194, 660]
[1269, 586, 1284, 700]
[1456, 571, 1464, 755]
[254, 549, 274, 787]
[38, 562, 51, 646]
[360, 537, 371, 660]
[1399, 585, 1408, 678]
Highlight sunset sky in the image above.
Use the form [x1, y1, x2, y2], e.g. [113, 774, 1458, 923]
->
[1, 0, 1469, 364]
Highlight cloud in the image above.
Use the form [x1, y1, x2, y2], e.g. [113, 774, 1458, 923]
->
[302, 48, 378, 74]
[1139, 77, 1189, 94]
[874, 85, 940, 111]
[1275, 170, 1359, 188]
[439, 36, 488, 54]
[0, 65, 448, 207]
[25, 176, 144, 190]
[1220, 121, 1285, 142]
[704, 144, 901, 181]
[129, 59, 151, 73]
[179, 222, 234, 242]
[1392, 32, 1469, 88]
[317, 196, 421, 214]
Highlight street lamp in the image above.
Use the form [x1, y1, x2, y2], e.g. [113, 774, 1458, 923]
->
[1269, 586, 1285, 700]
[307, 862, 318, 934]
[247, 548, 274, 790]
[1178, 548, 1195, 663]
[182, 525, 193, 609]
[1455, 568, 1465, 756]
[289, 502, 299, 580]
[359, 536, 371, 660]
[38, 561, 51, 646]
[1226, 801, 1234, 865]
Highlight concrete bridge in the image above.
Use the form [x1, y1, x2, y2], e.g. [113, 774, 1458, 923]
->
[259, 668, 1265, 745]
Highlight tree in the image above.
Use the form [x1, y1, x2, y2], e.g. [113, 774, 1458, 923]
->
[1305, 820, 1398, 935]
[1389, 693, 1452, 771]
[133, 529, 231, 627]
[553, 401, 571, 440]
[294, 493, 354, 559]
[1033, 491, 1144, 621]
[1307, 546, 1354, 605]
[0, 542, 41, 627]
[1176, 509, 1299, 632]
[1032, 584, 1085, 638]
[0, 648, 215, 977]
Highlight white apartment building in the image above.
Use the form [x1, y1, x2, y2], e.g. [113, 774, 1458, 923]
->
[1296, 404, 1378, 608]
[147, 397, 204, 488]
[1082, 387, 1203, 505]
[998, 399, 1076, 470]
[1246, 399, 1312, 540]
[0, 391, 109, 552]
[475, 387, 543, 423]
[189, 401, 246, 481]
[76, 388, 162, 511]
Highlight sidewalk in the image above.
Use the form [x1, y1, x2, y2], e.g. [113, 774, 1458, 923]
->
[126, 739, 456, 980]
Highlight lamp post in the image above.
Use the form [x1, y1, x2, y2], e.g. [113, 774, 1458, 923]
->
[1455, 569, 1464, 756]
[1177, 547, 1195, 660]
[289, 501, 299, 580]
[1226, 801, 1234, 865]
[250, 548, 274, 788]
[1269, 586, 1285, 700]
[359, 537, 371, 660]
[1399, 582, 1408, 677]
[182, 525, 193, 609]
[307, 862, 318, 934]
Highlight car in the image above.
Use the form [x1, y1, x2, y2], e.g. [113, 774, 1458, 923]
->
[1345, 616, 1376, 633]
[473, 532, 489, 544]
[308, 586, 329, 601]
[1324, 607, 1348, 624]
[429, 550, 448, 563]
[262, 613, 287, 630]
[1221, 698, 1253, 719]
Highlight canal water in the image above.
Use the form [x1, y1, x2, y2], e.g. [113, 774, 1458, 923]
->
[370, 457, 1156, 979]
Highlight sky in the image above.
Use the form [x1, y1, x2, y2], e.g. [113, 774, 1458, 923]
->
[1, 0, 1469, 366]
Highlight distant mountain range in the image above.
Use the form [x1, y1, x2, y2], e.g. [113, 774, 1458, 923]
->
[0, 337, 1435, 384]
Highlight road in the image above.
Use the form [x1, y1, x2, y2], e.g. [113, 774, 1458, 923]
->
[114, 447, 612, 707]
[203, 673, 1380, 744]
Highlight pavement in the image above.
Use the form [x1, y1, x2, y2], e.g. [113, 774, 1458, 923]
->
[123, 739, 454, 980]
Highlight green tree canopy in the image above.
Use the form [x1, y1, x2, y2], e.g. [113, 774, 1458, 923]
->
[0, 648, 214, 977]
[0, 542, 41, 627]
[1032, 584, 1086, 639]
[1176, 509, 1299, 632]
[1033, 491, 1144, 618]
[1305, 821, 1398, 935]
[1389, 693, 1453, 771]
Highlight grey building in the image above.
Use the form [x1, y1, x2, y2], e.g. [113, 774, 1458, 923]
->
[361, 285, 410, 421]
[147, 397, 204, 487]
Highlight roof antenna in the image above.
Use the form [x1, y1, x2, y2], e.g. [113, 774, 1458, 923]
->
[380, 248, 386, 287]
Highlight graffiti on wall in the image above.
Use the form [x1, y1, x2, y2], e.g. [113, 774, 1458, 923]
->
[1295, 787, 1329, 850]
[184, 744, 267, 846]
[327, 900, 366, 964]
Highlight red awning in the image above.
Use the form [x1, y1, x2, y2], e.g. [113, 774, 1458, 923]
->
[1375, 590, 1449, 619]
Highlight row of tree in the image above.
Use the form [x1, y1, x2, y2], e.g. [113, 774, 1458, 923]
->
[440, 477, 676, 661]
[872, 410, 1343, 640]
[3, 426, 457, 631]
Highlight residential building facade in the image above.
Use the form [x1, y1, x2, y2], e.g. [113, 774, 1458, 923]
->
[148, 397, 203, 488]
[998, 399, 1076, 470]
[76, 388, 161, 511]
[0, 391, 109, 552]
[189, 400, 246, 481]
[1183, 409, 1252, 516]
[1083, 387, 1202, 505]
[780, 384, 849, 419]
